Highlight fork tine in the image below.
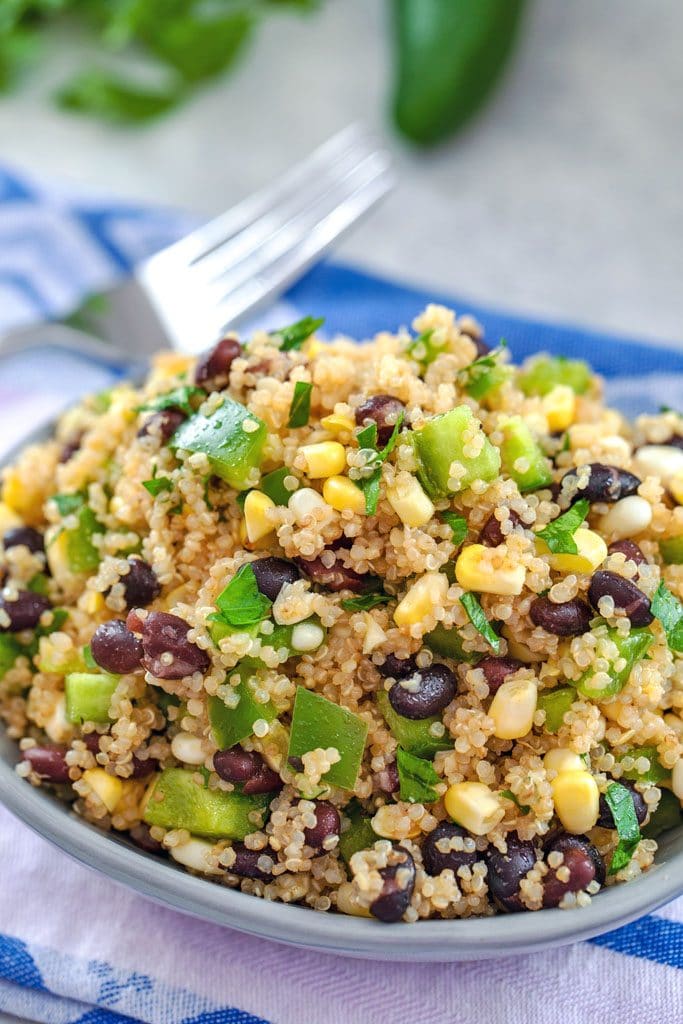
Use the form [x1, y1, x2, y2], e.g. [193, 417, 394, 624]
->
[142, 124, 370, 271]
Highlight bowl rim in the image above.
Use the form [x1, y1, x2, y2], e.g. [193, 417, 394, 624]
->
[1, 417, 682, 962]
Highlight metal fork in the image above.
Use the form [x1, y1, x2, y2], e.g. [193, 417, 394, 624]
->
[0, 125, 393, 361]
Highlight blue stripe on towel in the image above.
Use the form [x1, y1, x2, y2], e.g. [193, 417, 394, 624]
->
[590, 914, 683, 968]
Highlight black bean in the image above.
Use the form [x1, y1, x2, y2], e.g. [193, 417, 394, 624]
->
[375, 761, 399, 794]
[607, 539, 647, 566]
[137, 408, 187, 443]
[195, 337, 241, 389]
[355, 395, 405, 447]
[22, 745, 70, 784]
[529, 596, 592, 637]
[251, 557, 300, 602]
[596, 782, 648, 829]
[486, 834, 538, 912]
[242, 763, 282, 795]
[542, 833, 605, 908]
[137, 611, 210, 679]
[665, 435, 683, 451]
[120, 557, 161, 610]
[58, 436, 83, 463]
[480, 509, 522, 547]
[557, 463, 641, 508]
[460, 325, 489, 357]
[0, 591, 51, 632]
[130, 754, 159, 779]
[230, 842, 274, 881]
[82, 733, 102, 755]
[129, 822, 164, 854]
[91, 619, 143, 673]
[296, 551, 371, 594]
[375, 652, 419, 679]
[304, 801, 341, 852]
[422, 822, 479, 876]
[3, 526, 44, 554]
[588, 570, 653, 627]
[213, 747, 281, 794]
[369, 848, 416, 923]
[478, 656, 523, 695]
[388, 663, 456, 719]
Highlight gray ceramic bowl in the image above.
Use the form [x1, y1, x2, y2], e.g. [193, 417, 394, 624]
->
[0, 422, 681, 961]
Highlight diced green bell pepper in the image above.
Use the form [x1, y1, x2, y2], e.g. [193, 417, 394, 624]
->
[618, 745, 670, 784]
[538, 686, 576, 733]
[407, 329, 448, 367]
[339, 802, 377, 865]
[518, 356, 592, 397]
[464, 361, 510, 401]
[575, 628, 653, 701]
[424, 623, 478, 662]
[27, 573, 49, 596]
[287, 687, 368, 791]
[642, 789, 682, 839]
[376, 688, 451, 759]
[171, 398, 266, 491]
[411, 406, 501, 499]
[498, 416, 553, 493]
[659, 537, 683, 565]
[209, 663, 277, 750]
[0, 635, 21, 677]
[64, 507, 104, 573]
[143, 768, 270, 840]
[209, 617, 325, 663]
[65, 671, 119, 724]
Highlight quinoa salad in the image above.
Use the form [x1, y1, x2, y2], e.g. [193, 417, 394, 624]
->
[1, 306, 683, 924]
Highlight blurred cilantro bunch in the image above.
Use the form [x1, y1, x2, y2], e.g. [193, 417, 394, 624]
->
[0, 0, 319, 122]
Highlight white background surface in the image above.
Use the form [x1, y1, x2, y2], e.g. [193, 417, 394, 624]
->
[1, 0, 682, 343]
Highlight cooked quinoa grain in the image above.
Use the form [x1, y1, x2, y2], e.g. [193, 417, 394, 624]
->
[2, 309, 682, 923]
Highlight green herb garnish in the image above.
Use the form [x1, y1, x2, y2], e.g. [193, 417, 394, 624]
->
[651, 581, 683, 654]
[441, 511, 468, 547]
[357, 413, 405, 516]
[459, 343, 509, 400]
[605, 782, 641, 874]
[214, 563, 272, 628]
[271, 316, 324, 353]
[341, 591, 392, 613]
[536, 499, 590, 555]
[83, 644, 97, 670]
[52, 493, 85, 516]
[396, 747, 440, 804]
[460, 592, 501, 653]
[261, 467, 297, 506]
[288, 381, 313, 428]
[142, 476, 173, 497]
[139, 385, 204, 417]
[500, 789, 531, 814]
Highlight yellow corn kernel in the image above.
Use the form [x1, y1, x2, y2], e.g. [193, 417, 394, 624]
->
[321, 412, 355, 436]
[543, 747, 584, 775]
[386, 475, 435, 528]
[541, 385, 576, 432]
[336, 881, 372, 918]
[444, 781, 505, 836]
[0, 501, 21, 534]
[536, 528, 607, 574]
[322, 475, 366, 514]
[670, 473, 683, 506]
[2, 467, 44, 525]
[170, 837, 222, 876]
[371, 804, 422, 839]
[394, 571, 449, 628]
[243, 490, 276, 543]
[362, 613, 387, 654]
[152, 352, 194, 379]
[303, 338, 326, 358]
[672, 758, 683, 801]
[455, 544, 526, 596]
[300, 441, 347, 479]
[551, 770, 599, 834]
[81, 590, 105, 616]
[501, 628, 543, 663]
[83, 767, 124, 814]
[489, 677, 537, 740]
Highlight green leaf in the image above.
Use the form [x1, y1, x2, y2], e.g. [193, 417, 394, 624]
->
[142, 11, 254, 84]
[357, 412, 405, 516]
[52, 492, 84, 516]
[82, 644, 97, 670]
[536, 499, 590, 555]
[57, 70, 182, 123]
[261, 467, 297, 506]
[460, 592, 501, 653]
[215, 563, 271, 628]
[407, 329, 444, 367]
[651, 581, 683, 653]
[271, 316, 324, 352]
[356, 423, 378, 450]
[142, 476, 173, 497]
[287, 381, 313, 429]
[341, 591, 392, 613]
[396, 746, 440, 803]
[605, 782, 641, 874]
[139, 385, 204, 417]
[459, 343, 510, 400]
[500, 789, 530, 814]
[441, 511, 468, 547]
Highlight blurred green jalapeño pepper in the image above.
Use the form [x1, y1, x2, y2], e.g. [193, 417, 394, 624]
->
[391, 0, 527, 145]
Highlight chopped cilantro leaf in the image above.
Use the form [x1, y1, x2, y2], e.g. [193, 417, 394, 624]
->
[261, 467, 297, 506]
[459, 343, 509, 400]
[356, 423, 378, 450]
[341, 591, 392, 613]
[215, 563, 272, 628]
[651, 581, 683, 653]
[142, 476, 173, 497]
[396, 747, 440, 804]
[536, 499, 590, 555]
[500, 789, 531, 814]
[138, 385, 204, 417]
[271, 316, 324, 352]
[441, 511, 468, 547]
[83, 644, 97, 669]
[605, 782, 641, 874]
[52, 493, 85, 516]
[356, 413, 405, 516]
[288, 381, 313, 428]
[460, 592, 501, 653]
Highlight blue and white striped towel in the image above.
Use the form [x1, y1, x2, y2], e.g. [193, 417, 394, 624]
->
[0, 163, 681, 1024]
